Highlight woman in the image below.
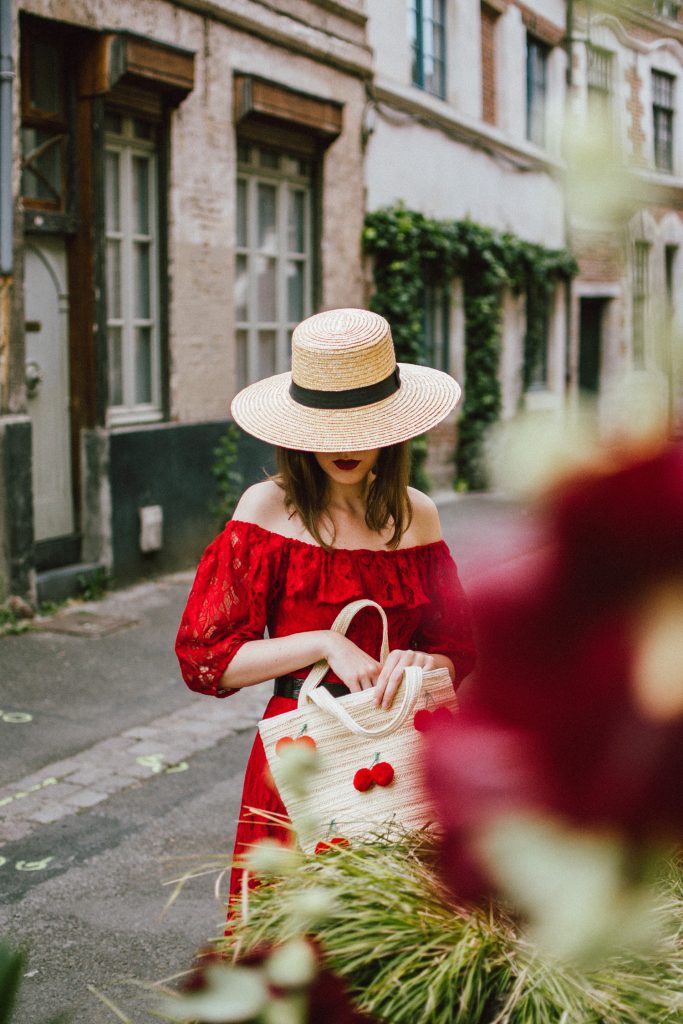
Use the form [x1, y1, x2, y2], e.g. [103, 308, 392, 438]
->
[176, 308, 476, 903]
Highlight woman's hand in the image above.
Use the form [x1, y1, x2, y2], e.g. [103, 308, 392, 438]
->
[323, 631, 381, 692]
[373, 650, 442, 710]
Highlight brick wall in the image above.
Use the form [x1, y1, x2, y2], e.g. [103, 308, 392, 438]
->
[575, 236, 624, 283]
[625, 63, 646, 164]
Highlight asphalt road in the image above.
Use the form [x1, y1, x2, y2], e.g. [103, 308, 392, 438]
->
[0, 492, 535, 1023]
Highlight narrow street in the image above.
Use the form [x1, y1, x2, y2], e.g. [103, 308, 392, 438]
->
[0, 493, 536, 1023]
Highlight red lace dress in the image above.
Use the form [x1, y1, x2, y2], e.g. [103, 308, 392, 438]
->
[175, 519, 475, 901]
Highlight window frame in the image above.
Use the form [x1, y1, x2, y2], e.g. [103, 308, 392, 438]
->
[421, 283, 451, 373]
[652, 69, 675, 174]
[104, 112, 164, 427]
[235, 142, 314, 392]
[20, 24, 69, 213]
[409, 0, 447, 100]
[632, 240, 651, 370]
[526, 33, 550, 148]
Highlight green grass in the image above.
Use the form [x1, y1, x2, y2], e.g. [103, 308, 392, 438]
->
[221, 832, 683, 1024]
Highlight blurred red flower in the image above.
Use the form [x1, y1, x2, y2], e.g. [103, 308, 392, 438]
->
[427, 443, 683, 899]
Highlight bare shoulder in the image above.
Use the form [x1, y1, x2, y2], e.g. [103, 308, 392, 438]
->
[406, 487, 443, 545]
[232, 480, 289, 532]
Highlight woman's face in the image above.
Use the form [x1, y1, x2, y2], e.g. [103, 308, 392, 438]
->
[313, 449, 380, 487]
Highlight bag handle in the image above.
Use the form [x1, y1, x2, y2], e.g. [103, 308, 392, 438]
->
[297, 599, 390, 708]
[308, 664, 423, 737]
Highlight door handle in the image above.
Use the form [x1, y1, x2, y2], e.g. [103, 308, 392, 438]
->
[25, 360, 43, 398]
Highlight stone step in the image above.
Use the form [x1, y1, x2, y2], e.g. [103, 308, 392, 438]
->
[36, 562, 106, 605]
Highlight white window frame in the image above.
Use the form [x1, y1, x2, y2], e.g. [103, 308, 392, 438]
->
[235, 144, 313, 389]
[105, 115, 162, 426]
[526, 34, 550, 148]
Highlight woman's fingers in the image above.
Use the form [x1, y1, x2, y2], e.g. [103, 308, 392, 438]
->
[374, 650, 436, 708]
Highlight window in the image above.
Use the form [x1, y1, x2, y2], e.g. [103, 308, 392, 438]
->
[21, 31, 68, 210]
[409, 0, 446, 99]
[526, 35, 549, 147]
[523, 288, 551, 390]
[104, 113, 162, 423]
[652, 0, 681, 20]
[652, 70, 675, 172]
[632, 241, 650, 369]
[665, 244, 677, 310]
[587, 45, 614, 131]
[421, 285, 450, 372]
[480, 3, 498, 125]
[235, 143, 313, 390]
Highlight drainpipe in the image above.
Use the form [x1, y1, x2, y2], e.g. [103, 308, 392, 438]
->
[564, 0, 575, 397]
[0, 0, 13, 276]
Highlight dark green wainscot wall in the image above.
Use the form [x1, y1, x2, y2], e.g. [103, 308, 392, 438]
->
[108, 421, 273, 585]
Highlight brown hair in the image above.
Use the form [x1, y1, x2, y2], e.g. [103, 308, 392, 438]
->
[275, 443, 413, 550]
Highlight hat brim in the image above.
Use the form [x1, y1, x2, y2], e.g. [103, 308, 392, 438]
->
[230, 363, 462, 452]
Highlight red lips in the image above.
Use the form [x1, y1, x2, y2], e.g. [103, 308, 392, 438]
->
[333, 460, 361, 471]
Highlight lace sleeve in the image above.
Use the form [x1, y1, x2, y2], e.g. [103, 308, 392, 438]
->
[414, 543, 476, 688]
[175, 521, 278, 698]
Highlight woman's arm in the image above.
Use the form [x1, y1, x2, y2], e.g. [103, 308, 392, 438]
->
[221, 629, 381, 692]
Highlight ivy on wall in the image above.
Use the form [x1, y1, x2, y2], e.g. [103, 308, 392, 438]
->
[362, 206, 577, 490]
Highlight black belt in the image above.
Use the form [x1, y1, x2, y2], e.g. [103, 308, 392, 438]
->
[274, 675, 349, 700]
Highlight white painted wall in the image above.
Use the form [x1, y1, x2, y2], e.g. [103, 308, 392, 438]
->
[365, 115, 566, 246]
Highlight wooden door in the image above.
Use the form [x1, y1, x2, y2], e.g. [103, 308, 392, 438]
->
[24, 238, 75, 542]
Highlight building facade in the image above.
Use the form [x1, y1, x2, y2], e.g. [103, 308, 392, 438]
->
[568, 1, 683, 428]
[1, 0, 681, 603]
[365, 0, 570, 485]
[0, 0, 370, 600]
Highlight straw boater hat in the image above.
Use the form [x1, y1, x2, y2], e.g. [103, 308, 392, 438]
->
[230, 307, 461, 452]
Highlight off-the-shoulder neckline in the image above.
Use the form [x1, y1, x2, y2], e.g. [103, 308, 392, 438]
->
[230, 518, 448, 555]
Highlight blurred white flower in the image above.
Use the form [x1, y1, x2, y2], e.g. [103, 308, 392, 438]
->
[246, 839, 302, 877]
[265, 938, 318, 990]
[160, 964, 267, 1022]
[475, 813, 663, 964]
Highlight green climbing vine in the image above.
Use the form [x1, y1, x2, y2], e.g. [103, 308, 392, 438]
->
[362, 206, 577, 490]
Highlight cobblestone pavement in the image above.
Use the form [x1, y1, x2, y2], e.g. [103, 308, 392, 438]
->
[0, 679, 269, 846]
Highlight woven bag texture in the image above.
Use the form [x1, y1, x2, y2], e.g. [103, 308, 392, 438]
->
[258, 602, 457, 853]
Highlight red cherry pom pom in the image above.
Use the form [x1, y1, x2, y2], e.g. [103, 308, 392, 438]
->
[413, 709, 433, 732]
[432, 706, 454, 726]
[314, 836, 349, 855]
[353, 767, 374, 792]
[371, 761, 395, 787]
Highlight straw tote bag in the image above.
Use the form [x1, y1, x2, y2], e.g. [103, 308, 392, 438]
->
[258, 599, 458, 853]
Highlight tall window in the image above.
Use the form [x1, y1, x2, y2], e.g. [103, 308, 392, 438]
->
[526, 35, 549, 147]
[652, 70, 675, 172]
[21, 31, 68, 211]
[480, 3, 498, 125]
[409, 0, 446, 99]
[421, 285, 450, 372]
[235, 142, 313, 390]
[652, 0, 681, 19]
[632, 241, 650, 369]
[523, 291, 551, 390]
[587, 45, 614, 133]
[104, 113, 162, 424]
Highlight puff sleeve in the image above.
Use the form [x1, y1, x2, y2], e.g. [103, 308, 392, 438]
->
[413, 542, 476, 687]
[175, 520, 281, 697]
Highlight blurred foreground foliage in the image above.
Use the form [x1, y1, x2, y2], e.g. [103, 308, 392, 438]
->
[0, 944, 68, 1024]
[220, 831, 683, 1024]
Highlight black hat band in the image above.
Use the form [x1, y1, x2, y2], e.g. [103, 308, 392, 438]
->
[289, 366, 401, 410]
